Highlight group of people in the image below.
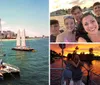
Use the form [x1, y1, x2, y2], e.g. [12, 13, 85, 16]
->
[50, 2, 100, 42]
[62, 53, 84, 85]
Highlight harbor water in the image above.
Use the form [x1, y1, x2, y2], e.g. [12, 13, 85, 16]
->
[1, 38, 49, 85]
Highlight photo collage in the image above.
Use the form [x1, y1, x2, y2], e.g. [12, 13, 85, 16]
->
[50, 0, 100, 85]
[0, 0, 100, 85]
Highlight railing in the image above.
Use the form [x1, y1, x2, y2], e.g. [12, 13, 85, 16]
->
[51, 67, 100, 85]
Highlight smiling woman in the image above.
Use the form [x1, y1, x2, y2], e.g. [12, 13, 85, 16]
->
[78, 12, 100, 42]
[56, 15, 76, 42]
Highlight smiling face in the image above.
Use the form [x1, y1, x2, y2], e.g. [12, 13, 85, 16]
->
[72, 8, 82, 23]
[64, 18, 75, 32]
[50, 23, 60, 35]
[82, 15, 99, 34]
[93, 5, 100, 17]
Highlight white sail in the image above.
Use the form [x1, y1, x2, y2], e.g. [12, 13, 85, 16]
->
[16, 30, 21, 47]
[21, 29, 26, 48]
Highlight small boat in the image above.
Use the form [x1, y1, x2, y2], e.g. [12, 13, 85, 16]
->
[12, 29, 35, 52]
[0, 62, 20, 80]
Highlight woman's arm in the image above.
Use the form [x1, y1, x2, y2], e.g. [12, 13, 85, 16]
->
[70, 60, 80, 67]
[63, 60, 67, 65]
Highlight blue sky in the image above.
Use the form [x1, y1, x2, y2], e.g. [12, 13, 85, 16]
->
[0, 0, 49, 37]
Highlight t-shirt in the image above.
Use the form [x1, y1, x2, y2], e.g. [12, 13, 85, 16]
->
[50, 35, 56, 42]
[76, 22, 87, 41]
[96, 16, 100, 29]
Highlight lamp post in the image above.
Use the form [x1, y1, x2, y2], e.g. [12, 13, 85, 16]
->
[59, 44, 66, 68]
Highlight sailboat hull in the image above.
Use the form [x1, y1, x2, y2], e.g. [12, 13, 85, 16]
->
[12, 48, 35, 52]
[12, 29, 35, 52]
[0, 63, 20, 80]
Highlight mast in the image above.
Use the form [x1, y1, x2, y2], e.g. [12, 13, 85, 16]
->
[21, 29, 26, 48]
[16, 29, 21, 47]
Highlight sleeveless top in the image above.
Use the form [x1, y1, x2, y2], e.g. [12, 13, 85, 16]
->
[71, 65, 82, 82]
[63, 60, 72, 70]
[66, 62, 72, 69]
[80, 34, 92, 42]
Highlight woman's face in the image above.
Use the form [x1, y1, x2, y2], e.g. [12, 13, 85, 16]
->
[74, 55, 79, 63]
[82, 15, 99, 34]
[64, 18, 75, 32]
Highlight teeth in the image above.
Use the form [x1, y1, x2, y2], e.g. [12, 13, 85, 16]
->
[89, 27, 96, 32]
[90, 29, 95, 32]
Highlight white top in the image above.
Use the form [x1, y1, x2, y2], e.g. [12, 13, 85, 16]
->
[56, 31, 76, 42]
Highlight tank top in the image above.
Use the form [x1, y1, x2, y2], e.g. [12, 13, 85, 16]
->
[80, 34, 92, 42]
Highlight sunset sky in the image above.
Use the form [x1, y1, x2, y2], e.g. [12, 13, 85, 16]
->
[50, 0, 100, 12]
[50, 44, 100, 56]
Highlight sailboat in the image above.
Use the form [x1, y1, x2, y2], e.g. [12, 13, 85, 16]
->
[12, 29, 35, 51]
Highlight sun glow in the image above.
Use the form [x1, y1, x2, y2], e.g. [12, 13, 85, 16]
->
[50, 44, 100, 56]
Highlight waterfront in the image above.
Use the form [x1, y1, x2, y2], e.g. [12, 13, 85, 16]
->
[1, 38, 49, 85]
[50, 59, 100, 85]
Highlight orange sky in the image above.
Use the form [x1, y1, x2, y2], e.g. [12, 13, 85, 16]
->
[50, 44, 100, 56]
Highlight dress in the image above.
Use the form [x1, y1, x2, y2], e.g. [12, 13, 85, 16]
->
[71, 65, 83, 85]
[61, 61, 72, 85]
[63, 63, 72, 79]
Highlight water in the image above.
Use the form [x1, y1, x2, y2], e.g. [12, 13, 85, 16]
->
[1, 38, 49, 85]
[50, 59, 100, 85]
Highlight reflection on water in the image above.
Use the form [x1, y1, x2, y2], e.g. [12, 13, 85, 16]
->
[15, 51, 26, 60]
[92, 60, 100, 74]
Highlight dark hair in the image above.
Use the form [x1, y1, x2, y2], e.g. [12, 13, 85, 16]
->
[72, 53, 79, 60]
[71, 6, 82, 14]
[67, 53, 72, 60]
[50, 19, 59, 25]
[93, 2, 100, 8]
[80, 12, 97, 34]
[81, 12, 96, 23]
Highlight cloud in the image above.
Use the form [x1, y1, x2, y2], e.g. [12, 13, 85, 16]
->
[0, 20, 44, 37]
[70, 0, 84, 6]
[50, 0, 100, 12]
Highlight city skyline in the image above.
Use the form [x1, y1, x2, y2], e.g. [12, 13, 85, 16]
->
[50, 0, 100, 12]
[0, 0, 49, 37]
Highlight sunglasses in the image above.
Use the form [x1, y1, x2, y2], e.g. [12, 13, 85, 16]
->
[63, 15, 74, 20]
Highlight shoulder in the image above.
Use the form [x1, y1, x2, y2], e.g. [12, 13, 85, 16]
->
[58, 32, 67, 37]
[78, 37, 87, 42]
[56, 32, 67, 42]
